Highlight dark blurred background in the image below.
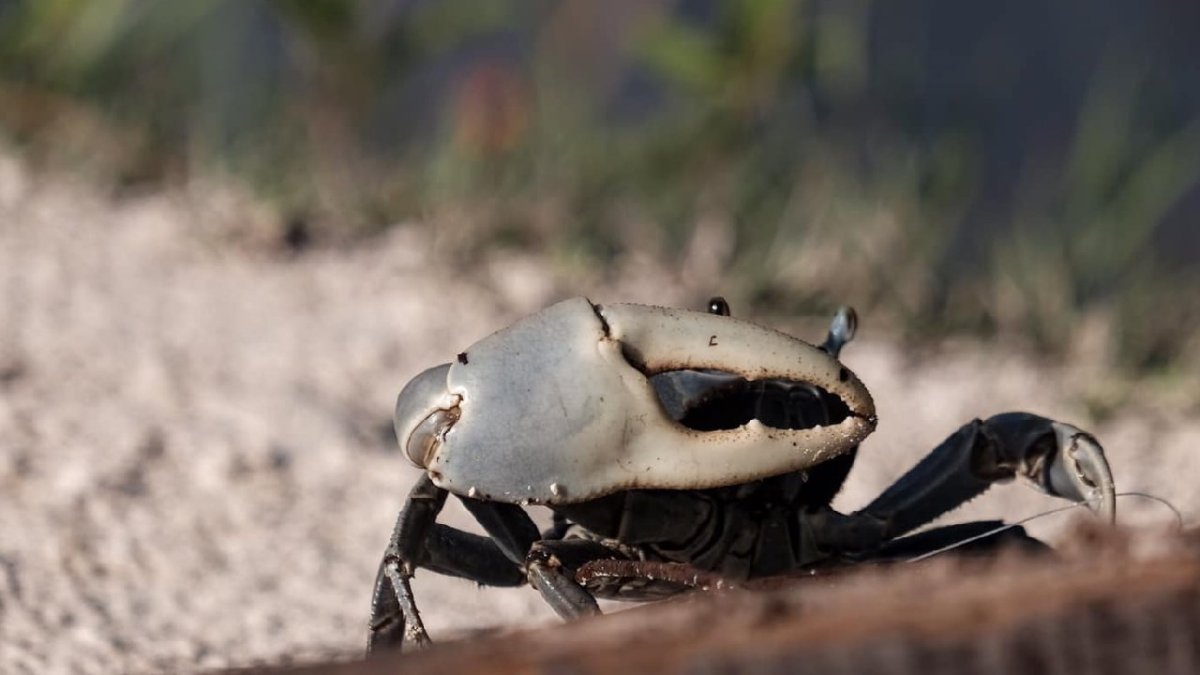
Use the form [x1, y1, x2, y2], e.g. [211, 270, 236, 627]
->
[2, 0, 1198, 379]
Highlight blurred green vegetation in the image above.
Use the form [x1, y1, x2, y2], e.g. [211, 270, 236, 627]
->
[1, 0, 1198, 388]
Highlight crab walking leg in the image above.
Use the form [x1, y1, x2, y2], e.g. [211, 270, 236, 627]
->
[855, 412, 1117, 541]
[576, 558, 732, 593]
[458, 496, 541, 564]
[421, 525, 527, 587]
[370, 488, 535, 652]
[457, 497, 603, 619]
[526, 542, 603, 619]
[369, 473, 448, 652]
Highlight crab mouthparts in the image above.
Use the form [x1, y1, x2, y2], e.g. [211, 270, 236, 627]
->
[650, 370, 854, 433]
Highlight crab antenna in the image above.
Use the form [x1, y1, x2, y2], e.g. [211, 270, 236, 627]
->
[707, 296, 731, 316]
[820, 306, 858, 358]
[904, 491, 1184, 564]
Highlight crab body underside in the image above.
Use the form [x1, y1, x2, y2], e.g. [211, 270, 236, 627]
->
[370, 298, 1116, 651]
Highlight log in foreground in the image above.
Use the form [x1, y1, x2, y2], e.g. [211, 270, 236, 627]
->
[242, 529, 1200, 675]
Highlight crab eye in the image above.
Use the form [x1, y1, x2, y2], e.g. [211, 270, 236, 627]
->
[405, 407, 460, 468]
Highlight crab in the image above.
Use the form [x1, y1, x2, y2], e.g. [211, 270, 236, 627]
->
[369, 297, 1116, 651]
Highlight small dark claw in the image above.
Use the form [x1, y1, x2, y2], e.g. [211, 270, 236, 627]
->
[985, 413, 1117, 523]
[858, 412, 1117, 545]
[1035, 422, 1116, 523]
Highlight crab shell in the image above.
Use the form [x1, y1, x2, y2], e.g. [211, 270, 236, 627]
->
[394, 298, 877, 505]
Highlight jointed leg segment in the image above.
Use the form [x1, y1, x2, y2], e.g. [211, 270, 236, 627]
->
[857, 412, 1115, 542]
[802, 412, 1117, 560]
[369, 473, 447, 651]
[369, 479, 612, 652]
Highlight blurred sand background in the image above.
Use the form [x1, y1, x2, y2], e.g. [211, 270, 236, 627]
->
[1, 154, 1197, 673]
[3, 4, 1200, 672]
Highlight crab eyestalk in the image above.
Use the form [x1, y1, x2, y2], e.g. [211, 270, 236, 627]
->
[820, 306, 858, 358]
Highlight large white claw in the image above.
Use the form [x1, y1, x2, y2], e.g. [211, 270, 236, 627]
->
[424, 298, 875, 505]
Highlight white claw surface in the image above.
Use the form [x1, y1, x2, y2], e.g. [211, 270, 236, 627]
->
[412, 298, 875, 504]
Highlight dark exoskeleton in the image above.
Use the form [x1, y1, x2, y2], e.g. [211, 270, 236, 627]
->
[370, 298, 1115, 651]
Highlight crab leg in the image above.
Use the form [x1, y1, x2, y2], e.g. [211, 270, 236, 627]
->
[372, 482, 551, 653]
[525, 541, 604, 619]
[458, 497, 541, 564]
[421, 525, 527, 587]
[576, 558, 732, 594]
[457, 497, 604, 619]
[855, 412, 1116, 542]
[369, 473, 447, 652]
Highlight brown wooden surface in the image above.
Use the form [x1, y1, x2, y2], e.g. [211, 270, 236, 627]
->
[237, 532, 1200, 675]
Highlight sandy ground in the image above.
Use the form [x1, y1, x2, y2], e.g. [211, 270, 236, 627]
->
[1, 153, 1197, 674]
